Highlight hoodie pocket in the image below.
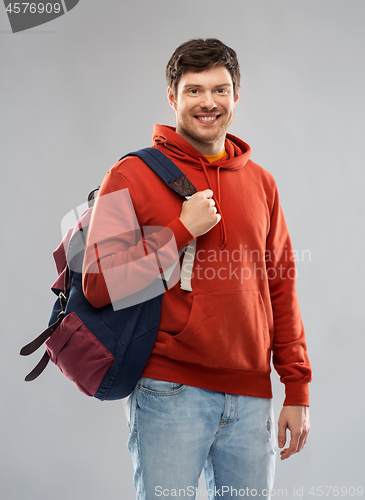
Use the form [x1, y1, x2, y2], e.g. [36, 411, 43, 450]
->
[46, 312, 115, 397]
[167, 290, 270, 372]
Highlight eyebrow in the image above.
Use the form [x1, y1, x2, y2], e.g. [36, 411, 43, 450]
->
[182, 82, 233, 89]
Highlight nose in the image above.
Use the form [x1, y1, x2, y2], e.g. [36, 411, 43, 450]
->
[199, 92, 217, 110]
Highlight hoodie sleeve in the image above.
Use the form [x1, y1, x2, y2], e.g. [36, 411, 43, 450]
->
[266, 185, 312, 406]
[82, 161, 194, 308]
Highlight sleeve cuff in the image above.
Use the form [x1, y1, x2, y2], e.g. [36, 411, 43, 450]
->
[283, 380, 310, 407]
[167, 217, 195, 252]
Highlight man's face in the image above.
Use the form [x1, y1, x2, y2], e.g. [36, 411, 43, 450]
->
[168, 66, 239, 155]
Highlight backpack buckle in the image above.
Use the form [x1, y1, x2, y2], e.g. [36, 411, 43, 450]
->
[59, 291, 68, 310]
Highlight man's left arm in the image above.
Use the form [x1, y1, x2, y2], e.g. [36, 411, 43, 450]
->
[266, 184, 312, 459]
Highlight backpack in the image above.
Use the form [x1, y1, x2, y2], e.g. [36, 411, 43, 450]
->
[20, 148, 197, 401]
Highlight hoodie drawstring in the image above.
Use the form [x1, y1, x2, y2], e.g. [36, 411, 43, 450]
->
[199, 158, 227, 250]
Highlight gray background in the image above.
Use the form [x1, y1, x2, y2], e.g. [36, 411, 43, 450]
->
[1, 1, 364, 499]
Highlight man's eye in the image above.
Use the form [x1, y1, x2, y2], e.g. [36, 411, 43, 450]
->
[216, 88, 228, 94]
[189, 89, 199, 94]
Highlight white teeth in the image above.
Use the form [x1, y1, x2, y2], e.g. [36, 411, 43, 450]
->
[197, 116, 217, 121]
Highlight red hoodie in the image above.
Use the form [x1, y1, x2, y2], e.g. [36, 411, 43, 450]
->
[83, 124, 312, 406]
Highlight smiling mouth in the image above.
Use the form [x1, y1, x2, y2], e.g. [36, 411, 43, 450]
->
[195, 115, 220, 123]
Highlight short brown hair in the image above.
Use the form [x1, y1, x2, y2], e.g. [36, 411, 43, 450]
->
[166, 38, 240, 98]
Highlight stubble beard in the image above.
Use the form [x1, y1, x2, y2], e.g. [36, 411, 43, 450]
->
[177, 110, 233, 154]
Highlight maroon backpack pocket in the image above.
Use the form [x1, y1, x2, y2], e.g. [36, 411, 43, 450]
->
[46, 312, 115, 397]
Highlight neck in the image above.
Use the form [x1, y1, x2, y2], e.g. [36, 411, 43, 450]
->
[175, 126, 226, 156]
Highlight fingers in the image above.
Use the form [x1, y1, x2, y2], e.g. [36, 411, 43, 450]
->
[279, 425, 310, 460]
[183, 192, 216, 211]
[179, 190, 220, 238]
[280, 432, 301, 460]
[297, 434, 307, 453]
[202, 191, 217, 213]
[297, 422, 310, 452]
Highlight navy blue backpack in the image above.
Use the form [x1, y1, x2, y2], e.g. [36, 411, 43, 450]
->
[20, 148, 196, 401]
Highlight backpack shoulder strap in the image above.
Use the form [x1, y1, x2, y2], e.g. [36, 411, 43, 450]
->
[119, 147, 197, 199]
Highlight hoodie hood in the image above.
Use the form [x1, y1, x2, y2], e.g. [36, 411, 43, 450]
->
[152, 124, 251, 171]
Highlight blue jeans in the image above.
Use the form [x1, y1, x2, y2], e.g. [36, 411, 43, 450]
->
[127, 377, 276, 500]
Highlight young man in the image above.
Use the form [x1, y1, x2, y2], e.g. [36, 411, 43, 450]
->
[83, 38, 311, 499]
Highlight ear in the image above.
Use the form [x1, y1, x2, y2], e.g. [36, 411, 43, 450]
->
[234, 87, 240, 105]
[167, 87, 177, 111]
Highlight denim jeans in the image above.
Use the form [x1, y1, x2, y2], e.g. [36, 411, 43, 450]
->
[127, 377, 276, 500]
